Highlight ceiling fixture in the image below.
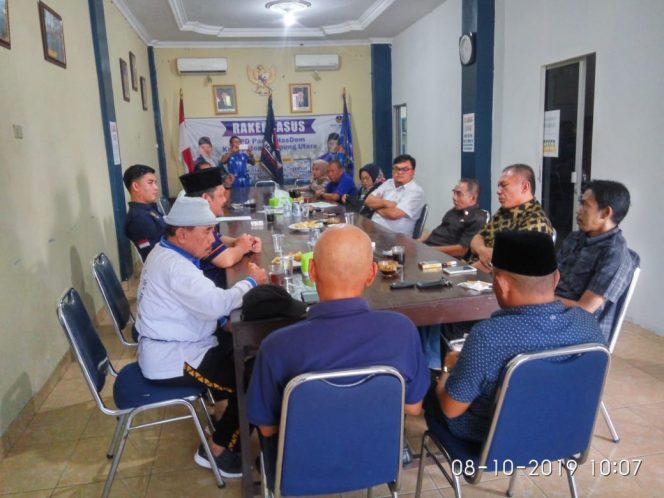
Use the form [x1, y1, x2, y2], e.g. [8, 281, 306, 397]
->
[265, 0, 311, 27]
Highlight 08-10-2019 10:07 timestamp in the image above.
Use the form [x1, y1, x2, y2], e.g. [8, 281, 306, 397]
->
[451, 458, 643, 477]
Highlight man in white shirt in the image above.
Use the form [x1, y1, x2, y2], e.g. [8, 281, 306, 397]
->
[364, 154, 425, 236]
[136, 196, 267, 479]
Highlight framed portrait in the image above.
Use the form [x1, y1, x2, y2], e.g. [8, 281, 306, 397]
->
[38, 1, 66, 68]
[289, 83, 312, 113]
[129, 51, 138, 91]
[140, 76, 148, 111]
[0, 0, 10, 49]
[213, 84, 237, 115]
[119, 58, 130, 102]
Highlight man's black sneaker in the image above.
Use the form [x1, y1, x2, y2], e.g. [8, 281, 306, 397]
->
[194, 444, 243, 478]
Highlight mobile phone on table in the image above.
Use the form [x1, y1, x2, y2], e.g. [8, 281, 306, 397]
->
[390, 281, 416, 290]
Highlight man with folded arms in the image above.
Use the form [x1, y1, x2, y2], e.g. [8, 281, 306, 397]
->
[425, 231, 605, 443]
[179, 168, 261, 288]
[364, 154, 425, 236]
[136, 196, 267, 478]
[247, 224, 429, 486]
[319, 159, 357, 202]
[556, 180, 638, 341]
[469, 164, 552, 272]
[123, 164, 164, 260]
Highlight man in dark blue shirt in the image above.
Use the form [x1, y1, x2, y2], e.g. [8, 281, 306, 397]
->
[123, 164, 165, 260]
[556, 180, 638, 341]
[247, 225, 429, 481]
[425, 231, 605, 443]
[319, 160, 357, 202]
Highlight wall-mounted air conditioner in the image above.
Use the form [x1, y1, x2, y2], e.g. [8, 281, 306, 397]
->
[176, 58, 228, 74]
[294, 54, 340, 71]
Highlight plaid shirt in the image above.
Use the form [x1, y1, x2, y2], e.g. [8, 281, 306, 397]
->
[556, 227, 639, 341]
[468, 199, 552, 264]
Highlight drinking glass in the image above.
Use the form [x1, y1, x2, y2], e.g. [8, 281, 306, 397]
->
[269, 264, 286, 287]
[272, 233, 284, 255]
[308, 228, 321, 249]
[391, 245, 405, 264]
[344, 212, 356, 225]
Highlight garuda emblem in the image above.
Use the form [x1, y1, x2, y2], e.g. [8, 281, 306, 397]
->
[247, 64, 277, 96]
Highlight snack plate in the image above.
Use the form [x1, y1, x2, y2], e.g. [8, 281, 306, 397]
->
[271, 255, 302, 268]
[378, 264, 403, 278]
[288, 222, 324, 232]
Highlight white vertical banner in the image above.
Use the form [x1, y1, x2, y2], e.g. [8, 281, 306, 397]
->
[462, 113, 475, 152]
[543, 109, 560, 157]
[109, 121, 121, 166]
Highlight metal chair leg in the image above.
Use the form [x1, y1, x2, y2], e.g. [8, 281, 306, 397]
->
[187, 401, 225, 489]
[102, 414, 131, 498]
[564, 463, 579, 498]
[506, 472, 518, 497]
[198, 396, 215, 435]
[414, 433, 429, 498]
[600, 401, 620, 443]
[106, 413, 128, 459]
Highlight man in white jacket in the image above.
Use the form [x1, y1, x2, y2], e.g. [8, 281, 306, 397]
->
[136, 196, 266, 478]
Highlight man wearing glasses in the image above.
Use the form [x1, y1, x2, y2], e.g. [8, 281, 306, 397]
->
[364, 154, 425, 235]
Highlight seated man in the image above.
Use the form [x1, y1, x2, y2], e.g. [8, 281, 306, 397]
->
[364, 154, 425, 236]
[421, 178, 486, 258]
[556, 180, 638, 341]
[425, 231, 605, 443]
[469, 164, 552, 272]
[319, 159, 357, 202]
[179, 168, 261, 288]
[136, 196, 267, 478]
[247, 224, 430, 483]
[123, 164, 164, 260]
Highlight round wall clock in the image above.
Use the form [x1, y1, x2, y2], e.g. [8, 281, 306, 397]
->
[459, 32, 476, 66]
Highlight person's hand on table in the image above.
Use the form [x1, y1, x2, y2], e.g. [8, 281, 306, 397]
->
[234, 234, 254, 253]
[249, 235, 262, 253]
[247, 262, 268, 285]
[476, 246, 493, 273]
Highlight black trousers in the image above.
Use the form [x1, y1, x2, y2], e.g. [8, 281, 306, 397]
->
[152, 329, 240, 451]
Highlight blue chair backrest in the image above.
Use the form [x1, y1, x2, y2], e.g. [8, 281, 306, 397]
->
[607, 250, 641, 353]
[277, 366, 404, 496]
[92, 253, 132, 331]
[412, 204, 429, 239]
[57, 288, 109, 394]
[482, 344, 610, 467]
[157, 196, 171, 216]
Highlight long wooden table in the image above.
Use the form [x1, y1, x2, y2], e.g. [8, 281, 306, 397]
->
[220, 187, 498, 496]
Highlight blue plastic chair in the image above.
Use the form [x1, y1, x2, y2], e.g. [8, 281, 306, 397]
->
[415, 343, 611, 498]
[261, 366, 405, 498]
[56, 288, 223, 497]
[91, 253, 138, 346]
[412, 204, 429, 239]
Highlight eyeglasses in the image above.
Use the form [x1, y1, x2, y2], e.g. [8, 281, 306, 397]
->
[392, 166, 412, 173]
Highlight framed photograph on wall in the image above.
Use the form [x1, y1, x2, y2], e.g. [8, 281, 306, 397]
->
[289, 83, 312, 113]
[140, 76, 148, 111]
[119, 58, 130, 102]
[0, 0, 10, 49]
[129, 51, 138, 90]
[213, 84, 237, 114]
[38, 1, 66, 67]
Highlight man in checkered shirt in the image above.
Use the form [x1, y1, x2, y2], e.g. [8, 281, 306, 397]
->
[469, 164, 553, 272]
[555, 180, 639, 341]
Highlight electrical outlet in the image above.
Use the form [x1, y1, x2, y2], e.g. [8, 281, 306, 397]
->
[12, 125, 23, 139]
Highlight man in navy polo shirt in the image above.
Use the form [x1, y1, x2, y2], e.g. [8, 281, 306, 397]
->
[425, 231, 605, 443]
[319, 159, 357, 202]
[123, 164, 165, 260]
[247, 224, 429, 482]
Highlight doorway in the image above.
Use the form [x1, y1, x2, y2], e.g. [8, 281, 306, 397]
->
[394, 104, 407, 156]
[541, 54, 595, 246]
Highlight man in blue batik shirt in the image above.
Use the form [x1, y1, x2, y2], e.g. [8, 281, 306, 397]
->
[556, 180, 638, 341]
[319, 159, 357, 202]
[425, 231, 605, 443]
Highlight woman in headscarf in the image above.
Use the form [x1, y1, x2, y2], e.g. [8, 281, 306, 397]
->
[342, 163, 384, 217]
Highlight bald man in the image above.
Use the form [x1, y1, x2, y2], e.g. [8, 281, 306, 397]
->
[246, 225, 429, 486]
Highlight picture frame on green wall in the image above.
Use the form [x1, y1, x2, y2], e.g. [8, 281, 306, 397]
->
[129, 51, 138, 91]
[120, 58, 130, 102]
[290, 83, 312, 113]
[140, 76, 148, 111]
[213, 84, 237, 115]
[38, 1, 66, 68]
[0, 0, 10, 49]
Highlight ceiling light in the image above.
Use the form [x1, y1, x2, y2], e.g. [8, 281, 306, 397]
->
[266, 0, 311, 26]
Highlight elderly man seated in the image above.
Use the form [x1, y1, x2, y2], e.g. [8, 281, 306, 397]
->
[469, 164, 552, 272]
[319, 159, 357, 202]
[136, 196, 267, 478]
[556, 180, 638, 341]
[247, 224, 429, 486]
[179, 168, 261, 288]
[425, 231, 605, 443]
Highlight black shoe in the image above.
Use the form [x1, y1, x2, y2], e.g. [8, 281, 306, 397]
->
[194, 444, 243, 478]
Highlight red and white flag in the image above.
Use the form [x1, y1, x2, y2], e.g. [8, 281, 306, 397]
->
[179, 91, 194, 172]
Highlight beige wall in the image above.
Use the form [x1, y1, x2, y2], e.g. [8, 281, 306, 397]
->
[0, 0, 156, 437]
[153, 45, 373, 193]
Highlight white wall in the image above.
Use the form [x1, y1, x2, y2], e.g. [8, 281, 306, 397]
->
[391, 0, 462, 231]
[493, 0, 664, 333]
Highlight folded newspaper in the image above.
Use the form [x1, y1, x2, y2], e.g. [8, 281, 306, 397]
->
[457, 280, 493, 292]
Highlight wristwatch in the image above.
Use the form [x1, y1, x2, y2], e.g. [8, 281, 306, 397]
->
[442, 365, 452, 374]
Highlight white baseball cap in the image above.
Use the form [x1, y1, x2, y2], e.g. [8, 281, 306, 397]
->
[163, 197, 217, 227]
